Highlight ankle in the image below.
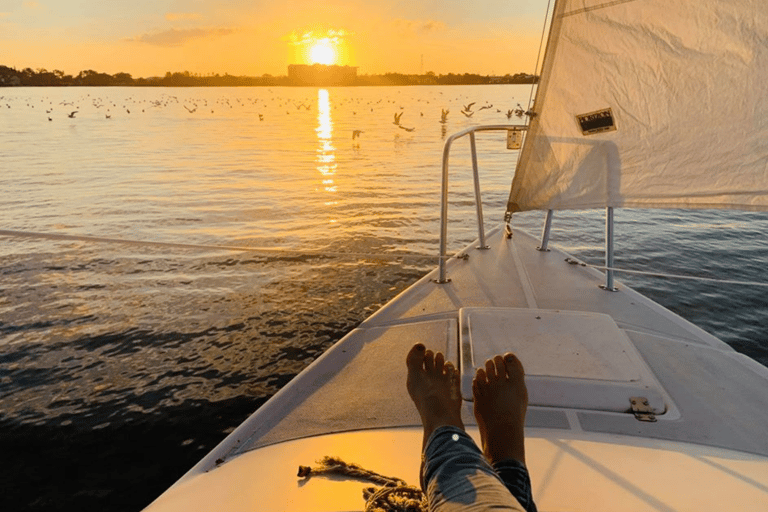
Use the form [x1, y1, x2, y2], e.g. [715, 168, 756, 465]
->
[482, 423, 526, 464]
[483, 444, 526, 466]
[423, 413, 464, 434]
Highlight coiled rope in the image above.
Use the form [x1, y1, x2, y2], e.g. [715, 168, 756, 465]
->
[298, 456, 426, 512]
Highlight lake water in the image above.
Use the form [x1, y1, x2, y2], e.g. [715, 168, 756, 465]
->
[1, 85, 767, 511]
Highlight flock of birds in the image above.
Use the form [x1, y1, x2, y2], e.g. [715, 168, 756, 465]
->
[2, 91, 533, 142]
[2, 94, 274, 121]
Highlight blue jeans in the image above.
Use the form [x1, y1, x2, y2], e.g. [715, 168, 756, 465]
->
[421, 426, 537, 512]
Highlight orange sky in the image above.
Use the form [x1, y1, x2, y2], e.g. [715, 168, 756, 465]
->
[0, 1, 551, 77]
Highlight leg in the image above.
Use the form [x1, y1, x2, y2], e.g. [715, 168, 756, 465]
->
[473, 353, 537, 512]
[406, 344, 525, 512]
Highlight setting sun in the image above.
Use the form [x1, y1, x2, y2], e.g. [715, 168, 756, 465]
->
[309, 39, 336, 65]
[288, 29, 349, 67]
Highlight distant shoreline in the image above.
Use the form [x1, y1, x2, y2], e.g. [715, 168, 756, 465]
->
[0, 65, 538, 88]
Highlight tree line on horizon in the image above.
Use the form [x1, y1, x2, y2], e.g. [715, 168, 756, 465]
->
[0, 65, 538, 87]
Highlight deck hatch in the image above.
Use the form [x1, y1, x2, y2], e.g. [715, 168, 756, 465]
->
[459, 308, 667, 414]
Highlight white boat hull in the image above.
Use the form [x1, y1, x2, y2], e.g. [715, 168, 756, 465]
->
[146, 226, 768, 511]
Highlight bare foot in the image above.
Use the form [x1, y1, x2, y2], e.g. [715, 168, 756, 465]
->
[406, 343, 464, 450]
[472, 353, 528, 465]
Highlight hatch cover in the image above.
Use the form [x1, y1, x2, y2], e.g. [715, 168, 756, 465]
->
[459, 308, 667, 415]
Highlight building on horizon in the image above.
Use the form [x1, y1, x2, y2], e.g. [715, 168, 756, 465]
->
[287, 64, 358, 86]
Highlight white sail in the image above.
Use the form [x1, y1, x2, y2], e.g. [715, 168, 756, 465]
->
[508, 0, 768, 213]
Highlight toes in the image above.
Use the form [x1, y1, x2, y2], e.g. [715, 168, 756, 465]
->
[407, 345, 455, 376]
[434, 352, 445, 373]
[493, 355, 506, 380]
[503, 353, 524, 379]
[481, 354, 526, 382]
[424, 350, 435, 371]
[474, 367, 488, 386]
[406, 343, 426, 371]
[484, 359, 497, 381]
[473, 367, 488, 398]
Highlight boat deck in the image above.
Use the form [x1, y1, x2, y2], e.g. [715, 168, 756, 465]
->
[148, 428, 768, 512]
[146, 226, 768, 511]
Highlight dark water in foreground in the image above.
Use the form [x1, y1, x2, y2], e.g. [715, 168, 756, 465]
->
[2, 244, 427, 510]
[1, 86, 767, 510]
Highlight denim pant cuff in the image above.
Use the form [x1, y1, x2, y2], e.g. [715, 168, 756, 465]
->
[420, 426, 536, 512]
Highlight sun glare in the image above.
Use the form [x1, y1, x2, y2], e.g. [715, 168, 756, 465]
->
[309, 39, 336, 65]
[289, 29, 349, 66]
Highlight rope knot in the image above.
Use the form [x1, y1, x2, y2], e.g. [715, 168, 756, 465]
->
[298, 456, 426, 512]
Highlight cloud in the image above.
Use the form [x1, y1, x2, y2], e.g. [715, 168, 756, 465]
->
[285, 28, 353, 47]
[392, 18, 447, 35]
[22, 1, 40, 8]
[165, 12, 203, 22]
[130, 27, 235, 47]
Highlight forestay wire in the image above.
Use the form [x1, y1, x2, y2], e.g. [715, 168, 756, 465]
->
[526, 0, 553, 113]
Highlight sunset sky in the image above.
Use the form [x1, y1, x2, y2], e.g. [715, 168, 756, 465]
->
[0, 0, 551, 77]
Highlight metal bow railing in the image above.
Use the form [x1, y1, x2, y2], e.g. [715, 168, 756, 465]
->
[437, 125, 527, 283]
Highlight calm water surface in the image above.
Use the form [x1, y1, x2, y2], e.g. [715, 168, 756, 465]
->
[1, 86, 767, 510]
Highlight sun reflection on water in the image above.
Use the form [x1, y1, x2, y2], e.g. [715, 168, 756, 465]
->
[315, 89, 337, 200]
